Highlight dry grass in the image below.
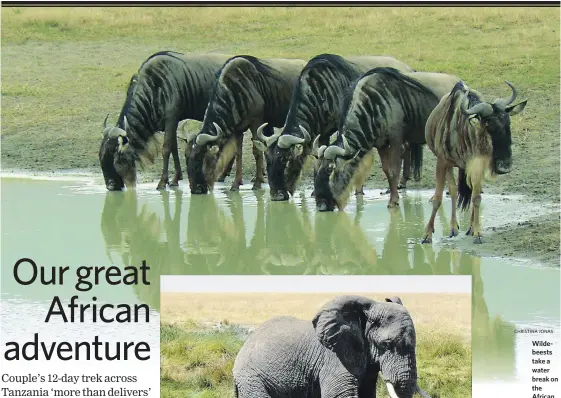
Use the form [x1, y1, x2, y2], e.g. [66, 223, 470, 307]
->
[161, 292, 472, 341]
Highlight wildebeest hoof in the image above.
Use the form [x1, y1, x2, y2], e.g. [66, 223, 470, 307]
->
[217, 177, 226, 182]
[397, 184, 406, 190]
[381, 189, 390, 195]
[251, 183, 262, 191]
[473, 235, 484, 244]
[387, 201, 399, 209]
[156, 180, 168, 190]
[230, 186, 240, 192]
[311, 190, 316, 198]
[414, 174, 421, 182]
[421, 235, 432, 244]
[355, 189, 364, 195]
[449, 228, 459, 238]
[465, 227, 473, 236]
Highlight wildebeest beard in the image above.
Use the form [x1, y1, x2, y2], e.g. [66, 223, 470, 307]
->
[187, 138, 237, 194]
[485, 110, 513, 175]
[315, 150, 375, 212]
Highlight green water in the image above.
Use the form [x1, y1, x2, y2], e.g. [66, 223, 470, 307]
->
[1, 176, 559, 383]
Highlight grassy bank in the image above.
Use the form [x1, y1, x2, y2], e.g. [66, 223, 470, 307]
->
[160, 320, 471, 398]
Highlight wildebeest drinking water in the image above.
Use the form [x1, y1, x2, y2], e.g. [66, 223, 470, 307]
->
[185, 55, 306, 194]
[252, 54, 415, 201]
[421, 81, 527, 244]
[313, 67, 460, 211]
[98, 51, 231, 191]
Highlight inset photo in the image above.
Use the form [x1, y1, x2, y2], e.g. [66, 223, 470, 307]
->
[160, 275, 472, 398]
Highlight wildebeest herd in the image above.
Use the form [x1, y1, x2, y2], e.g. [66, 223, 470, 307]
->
[99, 51, 528, 245]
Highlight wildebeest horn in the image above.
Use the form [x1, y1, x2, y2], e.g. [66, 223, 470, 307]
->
[460, 92, 493, 118]
[103, 113, 110, 129]
[196, 133, 219, 146]
[257, 122, 282, 148]
[123, 116, 129, 134]
[298, 125, 311, 142]
[323, 135, 351, 160]
[311, 135, 321, 157]
[212, 122, 224, 138]
[493, 80, 518, 110]
[318, 145, 327, 159]
[278, 134, 305, 149]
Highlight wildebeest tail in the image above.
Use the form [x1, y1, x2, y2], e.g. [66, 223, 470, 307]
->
[234, 382, 239, 398]
[410, 142, 423, 178]
[457, 168, 472, 211]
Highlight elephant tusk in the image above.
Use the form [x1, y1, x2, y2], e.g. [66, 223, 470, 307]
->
[385, 382, 400, 398]
[416, 383, 432, 398]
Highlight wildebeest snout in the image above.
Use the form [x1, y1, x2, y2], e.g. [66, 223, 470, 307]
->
[495, 159, 512, 175]
[316, 200, 335, 212]
[191, 184, 209, 194]
[271, 190, 289, 201]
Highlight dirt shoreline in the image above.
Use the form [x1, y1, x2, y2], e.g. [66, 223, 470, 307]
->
[2, 167, 558, 268]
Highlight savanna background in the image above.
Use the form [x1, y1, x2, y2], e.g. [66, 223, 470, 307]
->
[160, 292, 472, 398]
[1, 7, 559, 264]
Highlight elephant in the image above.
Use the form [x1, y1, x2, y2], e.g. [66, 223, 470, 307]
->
[232, 295, 432, 398]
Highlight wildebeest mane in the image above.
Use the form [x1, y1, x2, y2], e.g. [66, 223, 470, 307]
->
[116, 51, 216, 163]
[283, 54, 362, 137]
[203, 55, 290, 135]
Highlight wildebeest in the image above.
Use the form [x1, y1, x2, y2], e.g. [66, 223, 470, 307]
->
[185, 55, 306, 194]
[98, 51, 231, 191]
[421, 81, 527, 244]
[253, 54, 415, 201]
[313, 67, 461, 211]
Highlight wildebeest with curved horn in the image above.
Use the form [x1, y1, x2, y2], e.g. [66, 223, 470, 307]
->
[421, 81, 527, 244]
[253, 54, 415, 201]
[98, 51, 232, 191]
[186, 55, 306, 194]
[313, 67, 461, 211]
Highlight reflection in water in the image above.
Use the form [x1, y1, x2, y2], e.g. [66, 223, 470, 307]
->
[98, 188, 558, 383]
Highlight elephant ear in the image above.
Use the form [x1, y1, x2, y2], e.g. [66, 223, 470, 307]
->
[312, 295, 372, 377]
[385, 296, 404, 306]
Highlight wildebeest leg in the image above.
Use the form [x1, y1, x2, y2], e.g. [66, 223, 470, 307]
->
[157, 126, 175, 190]
[399, 143, 411, 190]
[470, 188, 484, 244]
[421, 158, 447, 244]
[386, 144, 402, 208]
[217, 158, 234, 182]
[446, 168, 459, 237]
[354, 172, 366, 196]
[378, 147, 392, 195]
[167, 120, 183, 187]
[251, 128, 265, 190]
[231, 134, 244, 192]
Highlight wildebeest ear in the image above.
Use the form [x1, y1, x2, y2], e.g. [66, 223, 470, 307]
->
[385, 296, 404, 306]
[505, 99, 528, 116]
[208, 145, 220, 155]
[253, 140, 267, 153]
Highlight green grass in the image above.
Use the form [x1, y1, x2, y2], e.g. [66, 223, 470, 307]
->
[160, 321, 471, 398]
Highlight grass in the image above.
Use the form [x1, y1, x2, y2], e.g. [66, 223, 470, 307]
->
[160, 292, 472, 397]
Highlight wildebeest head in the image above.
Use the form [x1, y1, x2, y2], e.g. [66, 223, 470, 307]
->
[187, 122, 233, 194]
[99, 114, 138, 191]
[460, 81, 528, 175]
[314, 133, 366, 212]
[254, 122, 312, 201]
